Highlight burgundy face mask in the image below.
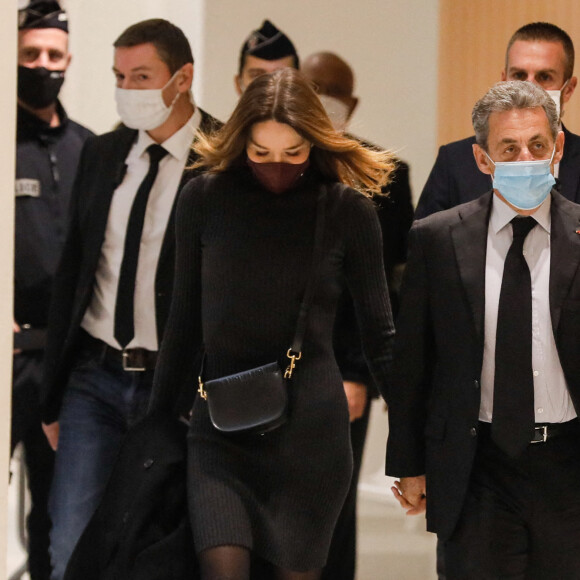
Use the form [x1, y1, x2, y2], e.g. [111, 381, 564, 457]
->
[247, 159, 310, 194]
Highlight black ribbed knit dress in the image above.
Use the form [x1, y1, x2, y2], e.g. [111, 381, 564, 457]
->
[151, 167, 394, 571]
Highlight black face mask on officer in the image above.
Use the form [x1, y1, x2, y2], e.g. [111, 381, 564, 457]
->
[18, 65, 65, 109]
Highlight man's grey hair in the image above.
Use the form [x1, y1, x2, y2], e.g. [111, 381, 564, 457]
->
[472, 81, 559, 150]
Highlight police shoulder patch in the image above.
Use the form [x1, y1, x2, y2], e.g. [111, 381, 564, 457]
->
[15, 178, 41, 197]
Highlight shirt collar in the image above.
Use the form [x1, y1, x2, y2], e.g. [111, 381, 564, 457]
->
[490, 191, 551, 236]
[135, 108, 200, 162]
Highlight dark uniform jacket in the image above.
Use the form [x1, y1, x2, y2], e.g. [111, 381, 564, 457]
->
[15, 102, 94, 328]
[415, 125, 580, 219]
[41, 109, 222, 424]
[14, 103, 93, 444]
[386, 189, 580, 540]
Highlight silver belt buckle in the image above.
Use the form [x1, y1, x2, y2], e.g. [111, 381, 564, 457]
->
[531, 425, 548, 444]
[122, 350, 146, 372]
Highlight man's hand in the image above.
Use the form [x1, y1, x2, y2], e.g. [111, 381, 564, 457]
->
[343, 381, 368, 422]
[13, 320, 21, 355]
[42, 422, 59, 451]
[391, 475, 426, 515]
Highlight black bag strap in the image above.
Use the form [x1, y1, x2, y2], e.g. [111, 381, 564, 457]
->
[283, 184, 327, 376]
[281, 184, 327, 378]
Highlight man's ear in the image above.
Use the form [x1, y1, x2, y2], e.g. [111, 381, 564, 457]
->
[473, 143, 493, 175]
[562, 76, 577, 104]
[176, 63, 194, 92]
[553, 130, 565, 166]
[234, 74, 243, 97]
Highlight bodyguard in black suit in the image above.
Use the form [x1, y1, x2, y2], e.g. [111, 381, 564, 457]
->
[40, 19, 220, 580]
[387, 81, 580, 579]
[416, 22, 580, 219]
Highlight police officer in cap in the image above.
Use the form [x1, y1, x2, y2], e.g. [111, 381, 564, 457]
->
[14, 2, 93, 578]
[234, 19, 299, 95]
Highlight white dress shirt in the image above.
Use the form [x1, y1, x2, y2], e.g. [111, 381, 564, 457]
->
[81, 109, 201, 351]
[480, 193, 576, 424]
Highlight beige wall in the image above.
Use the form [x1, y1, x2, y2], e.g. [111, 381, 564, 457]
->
[438, 0, 580, 146]
[1, 1, 16, 574]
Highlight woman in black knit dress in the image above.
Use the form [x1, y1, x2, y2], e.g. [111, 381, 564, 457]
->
[150, 68, 395, 580]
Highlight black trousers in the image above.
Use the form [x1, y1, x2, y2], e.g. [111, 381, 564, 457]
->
[321, 397, 372, 580]
[12, 351, 55, 580]
[444, 420, 580, 580]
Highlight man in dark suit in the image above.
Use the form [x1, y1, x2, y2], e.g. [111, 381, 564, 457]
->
[302, 51, 413, 580]
[387, 80, 580, 579]
[40, 19, 220, 579]
[416, 22, 580, 219]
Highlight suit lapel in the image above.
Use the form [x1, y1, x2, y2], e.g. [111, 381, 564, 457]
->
[549, 191, 580, 332]
[450, 192, 492, 344]
[557, 126, 580, 203]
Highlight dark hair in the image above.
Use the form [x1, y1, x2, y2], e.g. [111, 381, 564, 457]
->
[506, 22, 574, 80]
[114, 19, 193, 74]
[194, 69, 394, 194]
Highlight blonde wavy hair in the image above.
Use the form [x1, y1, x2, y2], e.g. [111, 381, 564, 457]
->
[193, 68, 395, 196]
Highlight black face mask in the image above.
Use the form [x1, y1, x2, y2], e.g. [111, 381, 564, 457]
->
[18, 65, 65, 109]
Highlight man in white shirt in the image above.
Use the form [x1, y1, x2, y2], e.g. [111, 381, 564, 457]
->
[387, 81, 580, 579]
[41, 19, 220, 579]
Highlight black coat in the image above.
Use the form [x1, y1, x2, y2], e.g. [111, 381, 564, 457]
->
[386, 190, 580, 540]
[41, 110, 222, 423]
[414, 125, 580, 219]
[63, 413, 198, 580]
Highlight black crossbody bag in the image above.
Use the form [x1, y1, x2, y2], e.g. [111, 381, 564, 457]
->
[197, 186, 327, 435]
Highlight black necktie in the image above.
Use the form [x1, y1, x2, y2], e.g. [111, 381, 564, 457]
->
[114, 144, 168, 348]
[492, 216, 537, 456]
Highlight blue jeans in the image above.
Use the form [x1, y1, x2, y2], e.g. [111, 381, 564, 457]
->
[48, 345, 153, 580]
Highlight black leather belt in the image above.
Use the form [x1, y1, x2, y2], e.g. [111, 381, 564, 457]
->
[479, 419, 579, 444]
[80, 330, 158, 372]
[529, 420, 579, 443]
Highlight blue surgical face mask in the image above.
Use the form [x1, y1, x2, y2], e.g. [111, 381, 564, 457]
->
[485, 146, 556, 210]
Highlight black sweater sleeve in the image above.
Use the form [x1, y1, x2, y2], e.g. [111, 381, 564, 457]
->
[149, 176, 205, 415]
[339, 187, 395, 402]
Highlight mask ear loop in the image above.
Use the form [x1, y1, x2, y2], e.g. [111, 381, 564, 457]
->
[163, 69, 184, 110]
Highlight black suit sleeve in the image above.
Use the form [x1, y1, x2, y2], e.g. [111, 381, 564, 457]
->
[385, 221, 433, 477]
[377, 160, 414, 271]
[414, 144, 455, 220]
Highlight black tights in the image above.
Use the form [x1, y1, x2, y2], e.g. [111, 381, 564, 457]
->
[199, 545, 322, 580]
